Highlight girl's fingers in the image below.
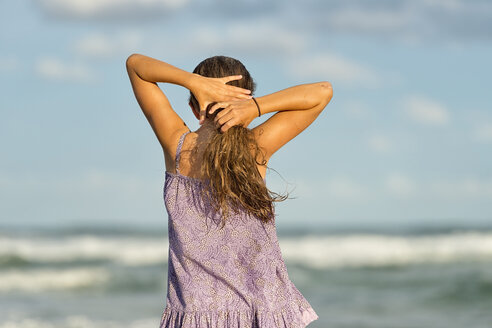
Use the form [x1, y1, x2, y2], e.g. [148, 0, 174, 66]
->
[221, 75, 243, 83]
[238, 87, 252, 94]
[219, 79, 251, 94]
[209, 102, 227, 115]
[224, 91, 251, 102]
[226, 89, 252, 97]
[227, 85, 251, 94]
[199, 105, 207, 125]
[216, 116, 231, 132]
[220, 117, 238, 133]
[214, 107, 232, 125]
[214, 108, 229, 124]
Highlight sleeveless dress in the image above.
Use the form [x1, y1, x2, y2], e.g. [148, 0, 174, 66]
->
[159, 130, 319, 328]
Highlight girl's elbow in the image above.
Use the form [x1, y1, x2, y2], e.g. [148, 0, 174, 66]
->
[125, 53, 142, 69]
[317, 81, 333, 106]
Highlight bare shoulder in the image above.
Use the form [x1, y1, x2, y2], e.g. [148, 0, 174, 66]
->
[163, 126, 192, 173]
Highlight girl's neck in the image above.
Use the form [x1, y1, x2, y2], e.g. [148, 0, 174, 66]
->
[194, 119, 218, 137]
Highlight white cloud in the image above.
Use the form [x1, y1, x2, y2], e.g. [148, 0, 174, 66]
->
[103, 21, 309, 62]
[0, 169, 149, 195]
[35, 0, 492, 44]
[0, 168, 158, 223]
[295, 173, 492, 204]
[403, 95, 450, 125]
[472, 123, 492, 143]
[308, 0, 492, 44]
[367, 134, 392, 152]
[72, 31, 142, 58]
[419, 0, 464, 11]
[325, 176, 369, 200]
[385, 173, 416, 197]
[0, 55, 19, 71]
[172, 23, 306, 56]
[429, 178, 492, 200]
[35, 57, 97, 83]
[287, 52, 383, 87]
[328, 8, 412, 32]
[225, 23, 306, 54]
[287, 175, 370, 202]
[38, 0, 189, 19]
[341, 100, 371, 120]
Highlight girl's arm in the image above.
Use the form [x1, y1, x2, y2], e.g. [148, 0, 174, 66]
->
[125, 53, 252, 161]
[209, 82, 333, 161]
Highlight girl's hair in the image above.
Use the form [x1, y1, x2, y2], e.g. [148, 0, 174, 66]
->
[188, 55, 288, 228]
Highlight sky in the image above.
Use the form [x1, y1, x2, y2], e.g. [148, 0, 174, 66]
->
[1, 0, 491, 230]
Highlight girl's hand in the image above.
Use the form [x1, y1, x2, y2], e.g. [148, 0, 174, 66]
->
[209, 99, 259, 133]
[191, 74, 252, 124]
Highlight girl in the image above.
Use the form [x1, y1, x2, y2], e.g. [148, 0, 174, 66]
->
[126, 53, 332, 328]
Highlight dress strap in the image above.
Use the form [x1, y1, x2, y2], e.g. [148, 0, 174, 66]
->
[175, 129, 191, 174]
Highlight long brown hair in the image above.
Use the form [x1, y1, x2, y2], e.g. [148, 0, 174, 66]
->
[189, 55, 288, 228]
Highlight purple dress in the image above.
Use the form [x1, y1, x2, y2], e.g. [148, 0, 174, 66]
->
[159, 130, 319, 328]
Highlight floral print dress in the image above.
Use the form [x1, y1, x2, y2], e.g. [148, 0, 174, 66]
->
[159, 130, 319, 328]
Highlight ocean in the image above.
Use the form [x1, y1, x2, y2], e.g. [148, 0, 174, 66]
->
[1, 223, 492, 328]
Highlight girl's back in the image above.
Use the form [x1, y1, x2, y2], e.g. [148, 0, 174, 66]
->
[170, 129, 267, 181]
[161, 129, 319, 328]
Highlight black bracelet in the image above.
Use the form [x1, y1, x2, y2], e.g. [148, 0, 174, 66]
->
[252, 97, 261, 117]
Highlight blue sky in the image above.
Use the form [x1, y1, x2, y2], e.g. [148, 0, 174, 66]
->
[1, 0, 491, 229]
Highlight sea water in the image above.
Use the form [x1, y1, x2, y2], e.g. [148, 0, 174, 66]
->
[1, 223, 492, 328]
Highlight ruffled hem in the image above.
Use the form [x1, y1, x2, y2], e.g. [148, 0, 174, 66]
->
[159, 305, 319, 328]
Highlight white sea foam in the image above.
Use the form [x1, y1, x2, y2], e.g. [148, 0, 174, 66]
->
[2, 232, 492, 270]
[0, 268, 110, 292]
[0, 236, 167, 266]
[0, 316, 157, 328]
[279, 232, 492, 269]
